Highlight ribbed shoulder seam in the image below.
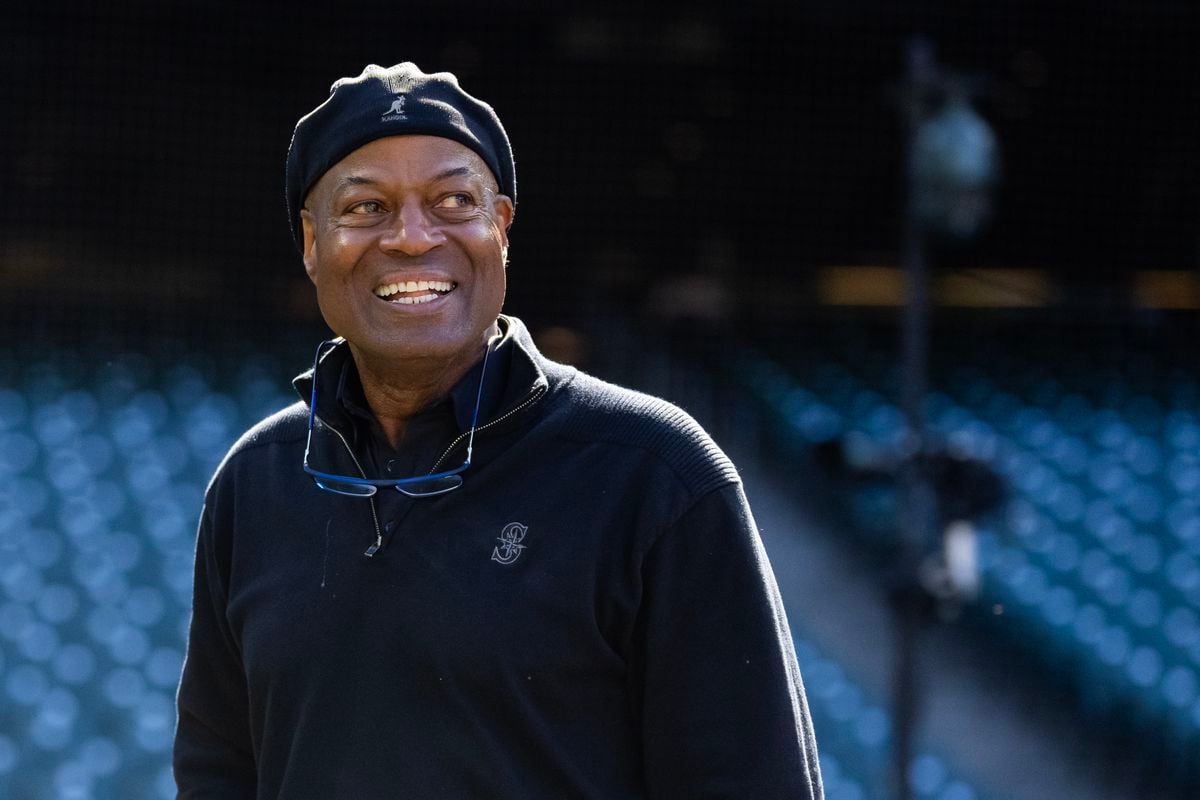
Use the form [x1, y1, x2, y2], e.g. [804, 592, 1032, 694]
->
[550, 372, 740, 500]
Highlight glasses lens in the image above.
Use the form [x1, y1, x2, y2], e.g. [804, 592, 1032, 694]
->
[314, 477, 378, 497]
[396, 474, 464, 498]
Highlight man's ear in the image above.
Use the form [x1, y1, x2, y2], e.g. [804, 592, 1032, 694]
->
[492, 194, 514, 249]
[300, 209, 318, 283]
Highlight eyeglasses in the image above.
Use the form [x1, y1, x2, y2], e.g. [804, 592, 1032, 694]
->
[302, 338, 493, 498]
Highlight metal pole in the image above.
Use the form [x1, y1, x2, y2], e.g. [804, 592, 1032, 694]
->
[892, 36, 939, 800]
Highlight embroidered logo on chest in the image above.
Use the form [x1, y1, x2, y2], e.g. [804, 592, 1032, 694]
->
[491, 522, 528, 565]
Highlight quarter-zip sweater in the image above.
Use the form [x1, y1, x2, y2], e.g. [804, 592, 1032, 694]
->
[174, 316, 823, 799]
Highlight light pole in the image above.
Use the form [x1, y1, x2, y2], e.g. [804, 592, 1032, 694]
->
[892, 37, 999, 800]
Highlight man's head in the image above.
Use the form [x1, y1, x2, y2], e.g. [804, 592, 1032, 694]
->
[286, 63, 515, 251]
[287, 63, 515, 368]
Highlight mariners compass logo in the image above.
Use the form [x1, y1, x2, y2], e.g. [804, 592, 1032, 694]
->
[491, 522, 528, 565]
[381, 94, 407, 121]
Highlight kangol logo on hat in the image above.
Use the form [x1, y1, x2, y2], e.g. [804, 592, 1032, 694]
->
[381, 95, 407, 121]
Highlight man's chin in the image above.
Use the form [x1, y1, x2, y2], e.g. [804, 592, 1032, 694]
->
[345, 327, 491, 369]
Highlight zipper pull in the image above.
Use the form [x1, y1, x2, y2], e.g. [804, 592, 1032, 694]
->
[364, 533, 382, 558]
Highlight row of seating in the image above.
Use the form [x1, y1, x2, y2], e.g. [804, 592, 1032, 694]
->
[794, 636, 985, 800]
[730, 328, 1200, 764]
[0, 348, 292, 798]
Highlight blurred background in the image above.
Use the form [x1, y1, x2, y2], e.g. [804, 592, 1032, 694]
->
[2, 1, 1198, 798]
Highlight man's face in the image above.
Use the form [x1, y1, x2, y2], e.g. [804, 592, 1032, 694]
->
[300, 135, 513, 368]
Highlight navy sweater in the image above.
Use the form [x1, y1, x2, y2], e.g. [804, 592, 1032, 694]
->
[174, 317, 823, 799]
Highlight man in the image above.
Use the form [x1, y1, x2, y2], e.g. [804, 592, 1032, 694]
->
[174, 62, 823, 799]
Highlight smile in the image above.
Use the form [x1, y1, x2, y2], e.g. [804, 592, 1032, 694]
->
[373, 279, 457, 306]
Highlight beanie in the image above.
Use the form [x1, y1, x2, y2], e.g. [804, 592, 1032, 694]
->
[285, 62, 515, 251]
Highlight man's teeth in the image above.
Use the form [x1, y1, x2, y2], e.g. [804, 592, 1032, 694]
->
[392, 293, 440, 305]
[373, 280, 455, 304]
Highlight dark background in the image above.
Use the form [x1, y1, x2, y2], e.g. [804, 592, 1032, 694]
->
[4, 0, 1198, 347]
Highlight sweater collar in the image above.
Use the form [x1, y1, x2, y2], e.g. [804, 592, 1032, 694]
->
[292, 315, 549, 434]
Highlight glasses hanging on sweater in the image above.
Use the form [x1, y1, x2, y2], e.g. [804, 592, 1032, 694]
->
[302, 338, 492, 499]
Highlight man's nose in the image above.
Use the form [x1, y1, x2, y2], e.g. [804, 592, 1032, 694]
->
[379, 204, 443, 256]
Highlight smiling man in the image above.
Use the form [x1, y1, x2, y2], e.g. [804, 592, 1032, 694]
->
[174, 63, 823, 799]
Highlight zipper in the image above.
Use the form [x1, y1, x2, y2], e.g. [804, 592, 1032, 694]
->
[316, 381, 547, 557]
[316, 414, 385, 557]
[428, 383, 548, 473]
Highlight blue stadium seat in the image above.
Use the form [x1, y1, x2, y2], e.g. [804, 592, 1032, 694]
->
[738, 330, 1200, 761]
[792, 634, 988, 799]
[0, 346, 310, 793]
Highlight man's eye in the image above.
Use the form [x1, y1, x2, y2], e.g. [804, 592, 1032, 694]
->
[348, 200, 385, 214]
[435, 193, 474, 210]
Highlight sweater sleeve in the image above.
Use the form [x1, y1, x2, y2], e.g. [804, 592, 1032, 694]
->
[636, 482, 823, 800]
[173, 497, 257, 798]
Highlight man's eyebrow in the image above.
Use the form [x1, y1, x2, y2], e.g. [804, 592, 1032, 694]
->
[432, 166, 478, 182]
[331, 175, 379, 193]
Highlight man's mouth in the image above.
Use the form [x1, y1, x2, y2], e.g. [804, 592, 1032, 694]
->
[373, 279, 457, 306]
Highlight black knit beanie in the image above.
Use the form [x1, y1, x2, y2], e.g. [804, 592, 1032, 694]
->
[285, 62, 515, 251]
